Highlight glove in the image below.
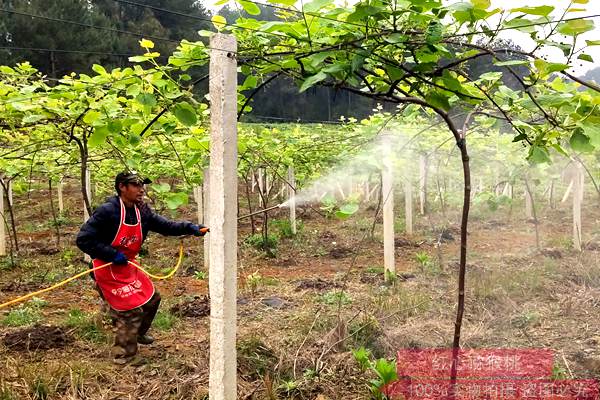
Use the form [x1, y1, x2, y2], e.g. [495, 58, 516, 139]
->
[192, 224, 209, 237]
[112, 252, 129, 265]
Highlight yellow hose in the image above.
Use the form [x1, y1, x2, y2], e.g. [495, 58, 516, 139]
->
[0, 243, 184, 311]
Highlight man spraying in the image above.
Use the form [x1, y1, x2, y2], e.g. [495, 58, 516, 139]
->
[76, 171, 207, 364]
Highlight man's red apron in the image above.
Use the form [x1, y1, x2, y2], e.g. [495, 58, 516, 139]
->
[92, 199, 155, 311]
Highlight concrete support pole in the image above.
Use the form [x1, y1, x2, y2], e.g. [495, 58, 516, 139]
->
[7, 180, 12, 208]
[203, 168, 210, 270]
[288, 166, 297, 235]
[83, 168, 91, 262]
[573, 166, 584, 251]
[208, 33, 238, 400]
[193, 185, 203, 225]
[382, 140, 395, 279]
[405, 177, 413, 235]
[0, 181, 5, 256]
[57, 177, 64, 214]
[419, 154, 427, 215]
[525, 188, 533, 219]
[562, 180, 574, 203]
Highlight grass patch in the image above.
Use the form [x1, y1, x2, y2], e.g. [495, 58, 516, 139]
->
[317, 290, 352, 306]
[153, 310, 179, 331]
[64, 309, 107, 343]
[1, 298, 46, 327]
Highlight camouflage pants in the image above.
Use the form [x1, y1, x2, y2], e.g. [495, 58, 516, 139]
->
[108, 292, 161, 359]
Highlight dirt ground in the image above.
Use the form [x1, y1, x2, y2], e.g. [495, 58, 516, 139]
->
[1, 182, 600, 399]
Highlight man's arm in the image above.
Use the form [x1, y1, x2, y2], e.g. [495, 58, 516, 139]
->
[76, 203, 119, 261]
[144, 205, 197, 236]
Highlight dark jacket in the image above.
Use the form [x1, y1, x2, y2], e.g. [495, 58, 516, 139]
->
[76, 195, 196, 261]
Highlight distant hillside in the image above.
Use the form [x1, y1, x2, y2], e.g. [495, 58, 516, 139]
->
[582, 67, 600, 84]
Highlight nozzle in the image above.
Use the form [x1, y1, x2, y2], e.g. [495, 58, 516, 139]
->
[200, 227, 210, 234]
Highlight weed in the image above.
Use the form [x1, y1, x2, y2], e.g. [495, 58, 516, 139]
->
[271, 218, 303, 238]
[352, 347, 397, 400]
[366, 266, 384, 274]
[349, 316, 384, 357]
[60, 249, 75, 264]
[320, 194, 338, 218]
[0, 257, 18, 271]
[0, 383, 15, 400]
[511, 310, 540, 329]
[194, 270, 207, 280]
[318, 290, 352, 306]
[30, 377, 48, 400]
[277, 379, 300, 395]
[237, 337, 277, 379]
[64, 309, 107, 343]
[246, 270, 263, 296]
[244, 233, 278, 255]
[415, 251, 441, 275]
[552, 362, 569, 380]
[1, 300, 44, 327]
[153, 310, 179, 331]
[47, 214, 71, 228]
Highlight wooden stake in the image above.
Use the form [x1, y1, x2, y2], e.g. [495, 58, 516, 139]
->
[404, 177, 413, 235]
[288, 166, 297, 235]
[382, 141, 395, 279]
[208, 33, 238, 400]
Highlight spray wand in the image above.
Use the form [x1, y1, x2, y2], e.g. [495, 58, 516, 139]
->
[237, 203, 285, 220]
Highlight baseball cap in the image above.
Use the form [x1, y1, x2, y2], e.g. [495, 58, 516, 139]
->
[115, 171, 152, 186]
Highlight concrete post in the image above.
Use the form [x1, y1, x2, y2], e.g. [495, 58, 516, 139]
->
[208, 33, 238, 400]
[382, 138, 395, 279]
[288, 166, 297, 235]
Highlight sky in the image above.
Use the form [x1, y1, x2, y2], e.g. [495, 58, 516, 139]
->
[490, 0, 600, 75]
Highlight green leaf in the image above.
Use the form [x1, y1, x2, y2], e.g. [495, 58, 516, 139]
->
[22, 114, 46, 124]
[586, 40, 600, 46]
[187, 137, 209, 150]
[267, 0, 297, 6]
[299, 72, 327, 93]
[304, 0, 333, 13]
[335, 203, 359, 219]
[128, 133, 142, 146]
[573, 0, 589, 3]
[511, 6, 554, 16]
[426, 91, 451, 111]
[165, 192, 189, 209]
[570, 130, 595, 153]
[578, 53, 594, 62]
[83, 110, 102, 125]
[139, 39, 155, 49]
[92, 64, 108, 76]
[493, 59, 529, 66]
[136, 93, 157, 107]
[558, 19, 595, 36]
[108, 120, 122, 134]
[212, 15, 227, 31]
[239, 0, 261, 15]
[471, 0, 490, 9]
[88, 126, 109, 148]
[425, 22, 443, 44]
[173, 102, 197, 126]
[242, 75, 258, 89]
[151, 183, 171, 193]
[528, 146, 551, 164]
